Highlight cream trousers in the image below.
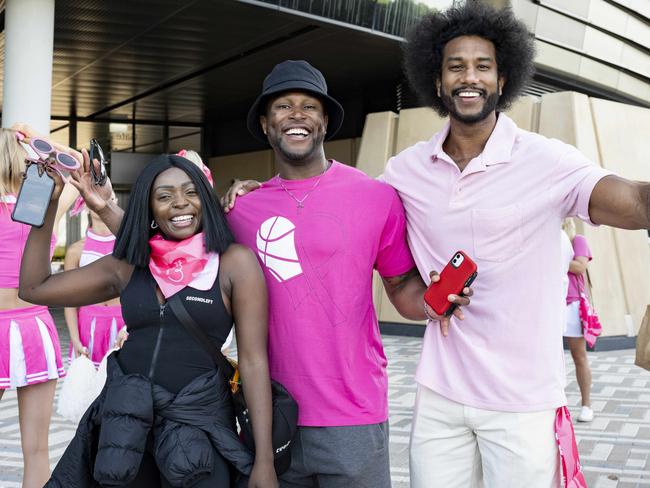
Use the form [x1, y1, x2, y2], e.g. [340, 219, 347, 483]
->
[409, 384, 561, 488]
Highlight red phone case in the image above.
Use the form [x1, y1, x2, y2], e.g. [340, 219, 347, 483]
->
[424, 251, 477, 317]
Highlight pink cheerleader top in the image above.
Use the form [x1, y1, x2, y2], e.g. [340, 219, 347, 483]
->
[79, 229, 116, 267]
[0, 195, 57, 288]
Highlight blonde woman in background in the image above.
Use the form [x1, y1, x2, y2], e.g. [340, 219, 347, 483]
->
[562, 219, 594, 422]
[0, 126, 80, 487]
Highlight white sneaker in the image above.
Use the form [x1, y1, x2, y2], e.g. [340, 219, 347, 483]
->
[577, 405, 594, 422]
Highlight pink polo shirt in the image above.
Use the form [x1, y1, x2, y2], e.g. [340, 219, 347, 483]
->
[383, 113, 611, 412]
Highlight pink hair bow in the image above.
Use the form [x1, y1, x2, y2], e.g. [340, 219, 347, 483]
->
[176, 149, 214, 188]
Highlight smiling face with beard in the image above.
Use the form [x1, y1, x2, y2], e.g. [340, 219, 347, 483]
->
[437, 36, 505, 125]
[441, 89, 500, 124]
[261, 91, 328, 167]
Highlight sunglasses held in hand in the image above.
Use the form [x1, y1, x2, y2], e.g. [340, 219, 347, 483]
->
[19, 135, 80, 175]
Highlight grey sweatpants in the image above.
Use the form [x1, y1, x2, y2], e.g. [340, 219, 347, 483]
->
[237, 422, 391, 488]
[279, 422, 391, 488]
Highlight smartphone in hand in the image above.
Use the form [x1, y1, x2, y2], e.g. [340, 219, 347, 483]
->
[424, 251, 477, 317]
[11, 164, 55, 227]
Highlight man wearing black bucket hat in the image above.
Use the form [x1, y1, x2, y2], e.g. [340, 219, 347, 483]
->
[245, 60, 344, 151]
[225, 60, 471, 487]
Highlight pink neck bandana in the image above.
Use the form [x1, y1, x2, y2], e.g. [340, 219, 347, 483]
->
[148, 232, 209, 298]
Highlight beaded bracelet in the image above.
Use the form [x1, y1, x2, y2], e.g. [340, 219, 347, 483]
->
[423, 301, 437, 321]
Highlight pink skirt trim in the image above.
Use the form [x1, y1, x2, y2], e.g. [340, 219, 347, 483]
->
[0, 306, 65, 389]
[70, 304, 125, 367]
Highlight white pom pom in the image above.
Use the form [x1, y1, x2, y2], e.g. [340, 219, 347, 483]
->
[56, 355, 99, 424]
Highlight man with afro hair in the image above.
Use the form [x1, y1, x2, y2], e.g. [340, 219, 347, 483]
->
[382, 2, 650, 487]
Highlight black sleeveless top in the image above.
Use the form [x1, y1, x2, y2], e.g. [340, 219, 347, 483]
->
[118, 265, 233, 393]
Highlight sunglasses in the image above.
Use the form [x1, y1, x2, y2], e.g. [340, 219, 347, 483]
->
[26, 137, 80, 172]
[89, 138, 108, 186]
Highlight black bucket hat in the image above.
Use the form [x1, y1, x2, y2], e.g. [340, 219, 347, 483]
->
[246, 60, 344, 143]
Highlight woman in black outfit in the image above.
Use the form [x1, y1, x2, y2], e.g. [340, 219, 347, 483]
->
[19, 154, 277, 488]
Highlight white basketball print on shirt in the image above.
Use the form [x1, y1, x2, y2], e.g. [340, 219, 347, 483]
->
[256, 216, 303, 282]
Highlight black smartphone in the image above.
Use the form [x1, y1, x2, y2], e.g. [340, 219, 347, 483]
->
[11, 164, 55, 227]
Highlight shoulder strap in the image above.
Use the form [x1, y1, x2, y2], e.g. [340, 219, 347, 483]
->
[168, 294, 233, 382]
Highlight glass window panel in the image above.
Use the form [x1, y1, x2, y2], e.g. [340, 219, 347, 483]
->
[168, 127, 202, 155]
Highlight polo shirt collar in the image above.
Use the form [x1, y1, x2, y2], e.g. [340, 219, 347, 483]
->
[430, 122, 451, 159]
[481, 113, 517, 166]
[429, 112, 518, 168]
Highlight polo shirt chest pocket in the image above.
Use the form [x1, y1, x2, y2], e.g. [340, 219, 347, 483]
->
[471, 204, 524, 262]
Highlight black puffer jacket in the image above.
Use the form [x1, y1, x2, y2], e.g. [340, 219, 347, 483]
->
[46, 354, 253, 487]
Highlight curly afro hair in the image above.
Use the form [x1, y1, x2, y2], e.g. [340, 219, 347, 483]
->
[403, 2, 535, 116]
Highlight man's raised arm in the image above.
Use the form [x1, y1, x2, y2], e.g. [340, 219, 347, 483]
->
[589, 175, 650, 229]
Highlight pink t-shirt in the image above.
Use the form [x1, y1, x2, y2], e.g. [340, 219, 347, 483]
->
[227, 162, 415, 426]
[383, 113, 611, 412]
[0, 196, 57, 288]
[566, 235, 591, 304]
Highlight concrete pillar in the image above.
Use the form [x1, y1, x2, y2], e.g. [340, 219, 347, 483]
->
[394, 107, 447, 154]
[356, 111, 398, 177]
[503, 95, 540, 132]
[589, 97, 650, 334]
[2, 0, 55, 134]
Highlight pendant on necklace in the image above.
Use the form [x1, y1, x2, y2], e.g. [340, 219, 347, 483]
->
[297, 202, 304, 209]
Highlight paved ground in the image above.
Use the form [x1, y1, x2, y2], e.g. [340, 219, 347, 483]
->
[0, 309, 649, 487]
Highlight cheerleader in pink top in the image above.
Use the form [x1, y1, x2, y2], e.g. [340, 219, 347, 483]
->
[64, 198, 125, 367]
[0, 126, 82, 488]
[0, 202, 64, 387]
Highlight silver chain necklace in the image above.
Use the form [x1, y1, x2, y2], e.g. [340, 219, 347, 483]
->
[277, 165, 329, 209]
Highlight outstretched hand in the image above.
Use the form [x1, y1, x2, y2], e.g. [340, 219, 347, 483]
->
[69, 148, 114, 213]
[221, 179, 263, 213]
[424, 270, 474, 337]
